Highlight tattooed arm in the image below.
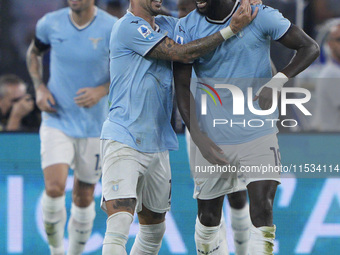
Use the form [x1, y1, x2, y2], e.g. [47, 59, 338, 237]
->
[26, 40, 56, 113]
[148, 0, 258, 63]
[26, 40, 45, 91]
[148, 34, 225, 63]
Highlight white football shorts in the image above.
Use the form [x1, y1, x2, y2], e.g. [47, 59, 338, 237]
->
[191, 133, 281, 200]
[100, 140, 172, 214]
[40, 125, 101, 184]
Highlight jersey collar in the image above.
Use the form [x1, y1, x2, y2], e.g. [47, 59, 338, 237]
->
[69, 7, 98, 31]
[205, 0, 240, 25]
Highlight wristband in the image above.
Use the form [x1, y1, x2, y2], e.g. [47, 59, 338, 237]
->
[255, 72, 289, 96]
[220, 26, 235, 41]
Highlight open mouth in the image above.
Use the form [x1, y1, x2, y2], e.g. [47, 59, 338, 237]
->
[196, 1, 207, 9]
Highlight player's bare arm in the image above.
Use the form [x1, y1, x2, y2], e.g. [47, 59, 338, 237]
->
[148, 0, 258, 63]
[278, 24, 320, 78]
[26, 41, 45, 90]
[251, 0, 262, 4]
[255, 24, 320, 110]
[174, 62, 228, 165]
[26, 40, 56, 113]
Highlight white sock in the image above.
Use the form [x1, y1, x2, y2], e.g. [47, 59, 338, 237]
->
[130, 221, 166, 254]
[41, 191, 66, 255]
[195, 217, 221, 255]
[67, 201, 96, 255]
[230, 203, 251, 255]
[102, 212, 133, 255]
[219, 213, 229, 255]
[249, 225, 276, 255]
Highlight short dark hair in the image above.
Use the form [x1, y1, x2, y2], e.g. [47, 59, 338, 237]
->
[0, 74, 25, 98]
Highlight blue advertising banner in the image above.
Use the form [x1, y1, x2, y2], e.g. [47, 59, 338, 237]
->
[1, 133, 340, 254]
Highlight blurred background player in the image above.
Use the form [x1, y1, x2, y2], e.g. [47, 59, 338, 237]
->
[174, 0, 319, 254]
[99, 0, 256, 254]
[26, 0, 118, 254]
[0, 74, 35, 131]
[177, 0, 253, 254]
[314, 23, 340, 131]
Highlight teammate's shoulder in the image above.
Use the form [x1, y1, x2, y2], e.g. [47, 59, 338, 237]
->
[155, 15, 178, 28]
[178, 10, 201, 28]
[250, 4, 287, 26]
[111, 13, 146, 37]
[97, 8, 119, 23]
[119, 13, 147, 27]
[39, 7, 68, 23]
[252, 4, 283, 18]
[181, 9, 201, 22]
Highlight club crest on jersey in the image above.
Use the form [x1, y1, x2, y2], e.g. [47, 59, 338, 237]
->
[176, 35, 184, 45]
[138, 25, 154, 40]
[111, 179, 123, 191]
[89, 37, 103, 49]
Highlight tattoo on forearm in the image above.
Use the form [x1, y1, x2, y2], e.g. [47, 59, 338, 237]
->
[27, 45, 44, 90]
[149, 32, 224, 63]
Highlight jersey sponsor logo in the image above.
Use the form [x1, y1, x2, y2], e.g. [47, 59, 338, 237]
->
[176, 35, 184, 45]
[111, 179, 123, 191]
[131, 20, 139, 24]
[137, 25, 154, 40]
[89, 37, 103, 50]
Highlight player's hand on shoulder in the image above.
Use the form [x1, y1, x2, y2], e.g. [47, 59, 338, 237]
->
[74, 86, 107, 108]
[192, 131, 229, 165]
[253, 87, 277, 110]
[250, 0, 262, 5]
[11, 94, 34, 119]
[36, 84, 56, 113]
[230, 0, 259, 34]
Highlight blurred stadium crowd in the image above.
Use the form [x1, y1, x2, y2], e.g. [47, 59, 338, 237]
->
[0, 0, 340, 132]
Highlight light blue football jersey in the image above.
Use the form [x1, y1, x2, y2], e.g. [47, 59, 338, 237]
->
[36, 7, 118, 138]
[174, 3, 291, 145]
[100, 12, 179, 153]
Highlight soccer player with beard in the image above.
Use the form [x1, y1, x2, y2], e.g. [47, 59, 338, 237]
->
[27, 0, 118, 254]
[174, 0, 319, 254]
[100, 0, 258, 254]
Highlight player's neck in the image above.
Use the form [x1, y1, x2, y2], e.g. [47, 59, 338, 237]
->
[128, 6, 156, 30]
[70, 5, 96, 27]
[207, 0, 235, 21]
